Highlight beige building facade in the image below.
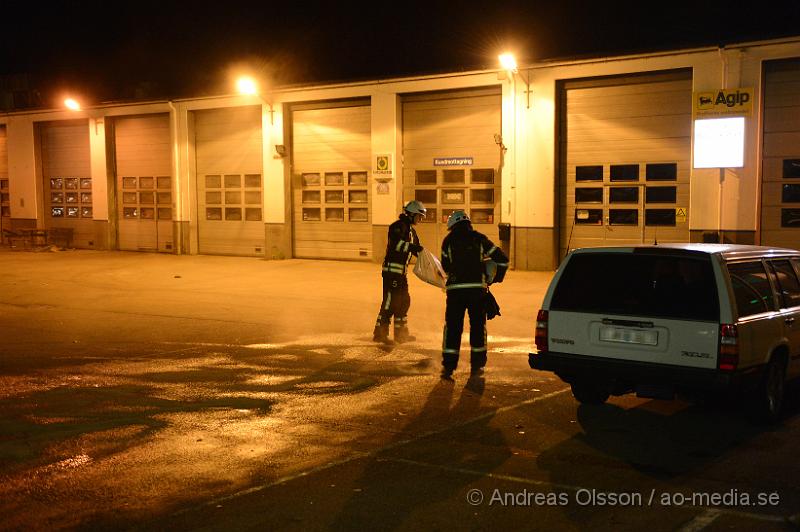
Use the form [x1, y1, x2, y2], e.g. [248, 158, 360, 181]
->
[1, 36, 799, 269]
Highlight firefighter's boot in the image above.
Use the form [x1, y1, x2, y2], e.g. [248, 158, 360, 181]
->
[394, 326, 416, 344]
[372, 324, 392, 344]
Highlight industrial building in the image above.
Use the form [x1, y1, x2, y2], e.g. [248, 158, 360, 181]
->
[1, 36, 799, 269]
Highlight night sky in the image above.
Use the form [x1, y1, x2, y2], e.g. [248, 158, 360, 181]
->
[3, 0, 800, 107]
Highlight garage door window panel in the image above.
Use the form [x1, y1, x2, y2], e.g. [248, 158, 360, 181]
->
[646, 186, 677, 203]
[576, 165, 603, 182]
[610, 164, 639, 182]
[325, 190, 344, 203]
[349, 190, 368, 203]
[575, 188, 603, 203]
[325, 173, 344, 186]
[645, 209, 676, 226]
[471, 168, 495, 184]
[348, 172, 368, 186]
[609, 187, 639, 203]
[302, 173, 321, 187]
[416, 170, 437, 185]
[609, 209, 638, 225]
[784, 159, 800, 178]
[302, 191, 320, 203]
[471, 189, 494, 204]
[575, 209, 603, 225]
[646, 163, 678, 181]
[781, 209, 800, 228]
[443, 170, 465, 184]
[225, 191, 241, 204]
[225, 208, 242, 221]
[349, 208, 368, 222]
[782, 184, 800, 203]
[326, 208, 344, 221]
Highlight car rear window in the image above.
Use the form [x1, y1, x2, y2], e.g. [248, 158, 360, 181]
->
[551, 252, 720, 321]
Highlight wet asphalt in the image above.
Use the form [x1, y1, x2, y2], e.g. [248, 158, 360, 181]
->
[1, 248, 799, 531]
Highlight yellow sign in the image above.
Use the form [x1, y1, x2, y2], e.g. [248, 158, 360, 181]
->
[694, 88, 753, 117]
[676, 207, 688, 223]
[375, 155, 391, 174]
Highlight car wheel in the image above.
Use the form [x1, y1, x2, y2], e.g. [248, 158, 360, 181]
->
[755, 358, 786, 424]
[570, 381, 610, 405]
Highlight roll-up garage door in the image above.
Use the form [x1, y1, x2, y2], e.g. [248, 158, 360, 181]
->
[195, 106, 264, 256]
[559, 70, 692, 259]
[0, 125, 9, 241]
[402, 87, 502, 250]
[762, 59, 800, 248]
[292, 102, 371, 260]
[115, 114, 173, 252]
[41, 120, 94, 248]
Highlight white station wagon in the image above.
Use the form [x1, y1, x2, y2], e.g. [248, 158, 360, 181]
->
[529, 244, 800, 422]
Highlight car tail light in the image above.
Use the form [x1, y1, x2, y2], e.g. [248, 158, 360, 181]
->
[718, 323, 739, 371]
[535, 309, 548, 352]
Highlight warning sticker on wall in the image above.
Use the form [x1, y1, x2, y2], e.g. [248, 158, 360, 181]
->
[676, 207, 688, 223]
[375, 154, 392, 175]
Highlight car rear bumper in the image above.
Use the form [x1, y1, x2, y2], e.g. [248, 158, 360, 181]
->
[528, 350, 762, 393]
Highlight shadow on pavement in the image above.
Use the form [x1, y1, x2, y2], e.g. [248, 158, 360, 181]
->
[327, 375, 511, 530]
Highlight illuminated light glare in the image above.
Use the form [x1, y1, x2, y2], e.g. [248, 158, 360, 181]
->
[64, 98, 81, 111]
[499, 53, 518, 72]
[236, 77, 258, 95]
[693, 117, 745, 168]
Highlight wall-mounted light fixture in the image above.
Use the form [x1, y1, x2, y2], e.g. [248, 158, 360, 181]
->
[236, 75, 275, 125]
[64, 98, 81, 111]
[498, 52, 532, 109]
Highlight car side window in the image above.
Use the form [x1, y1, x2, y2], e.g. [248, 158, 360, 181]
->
[767, 259, 800, 309]
[728, 261, 776, 317]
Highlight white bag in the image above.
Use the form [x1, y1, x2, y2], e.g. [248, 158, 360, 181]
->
[413, 249, 447, 289]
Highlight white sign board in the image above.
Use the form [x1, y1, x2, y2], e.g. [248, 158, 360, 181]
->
[693, 117, 745, 168]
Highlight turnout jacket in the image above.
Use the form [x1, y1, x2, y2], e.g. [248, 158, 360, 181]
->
[382, 213, 422, 276]
[441, 223, 509, 290]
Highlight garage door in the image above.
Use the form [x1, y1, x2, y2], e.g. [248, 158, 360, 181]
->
[402, 87, 502, 250]
[41, 120, 94, 248]
[115, 115, 173, 252]
[194, 106, 264, 256]
[559, 71, 692, 260]
[0, 125, 9, 241]
[292, 102, 371, 260]
[762, 59, 800, 248]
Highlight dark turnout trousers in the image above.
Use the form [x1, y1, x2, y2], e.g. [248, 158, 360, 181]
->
[442, 287, 487, 371]
[375, 274, 410, 327]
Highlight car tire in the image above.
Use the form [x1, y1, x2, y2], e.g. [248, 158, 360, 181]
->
[753, 357, 786, 424]
[570, 381, 610, 405]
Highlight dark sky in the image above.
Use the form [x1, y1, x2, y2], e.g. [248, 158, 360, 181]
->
[3, 0, 800, 106]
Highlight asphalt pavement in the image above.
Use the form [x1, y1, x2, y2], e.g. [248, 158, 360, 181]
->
[1, 248, 799, 531]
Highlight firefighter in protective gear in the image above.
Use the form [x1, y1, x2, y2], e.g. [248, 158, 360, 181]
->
[440, 210, 508, 380]
[372, 200, 426, 344]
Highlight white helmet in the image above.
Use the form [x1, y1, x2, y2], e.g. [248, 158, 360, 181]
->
[404, 200, 427, 216]
[447, 210, 470, 230]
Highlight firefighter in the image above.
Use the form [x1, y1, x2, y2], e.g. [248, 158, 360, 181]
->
[440, 210, 508, 380]
[372, 200, 427, 344]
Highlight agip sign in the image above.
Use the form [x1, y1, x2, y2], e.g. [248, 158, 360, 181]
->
[694, 88, 754, 117]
